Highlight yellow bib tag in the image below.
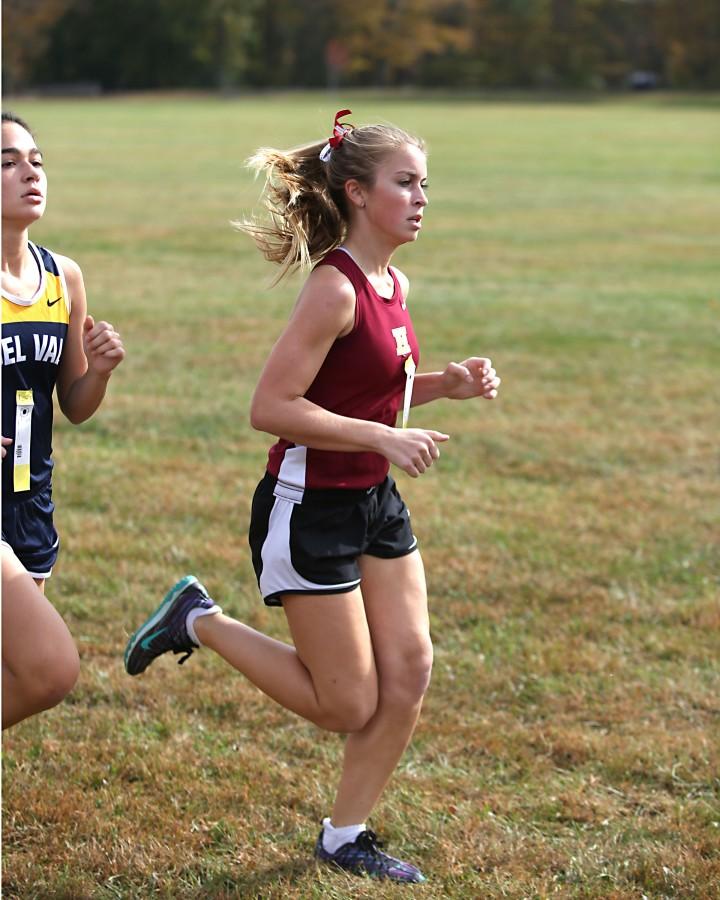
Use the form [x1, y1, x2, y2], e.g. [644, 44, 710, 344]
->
[13, 389, 34, 492]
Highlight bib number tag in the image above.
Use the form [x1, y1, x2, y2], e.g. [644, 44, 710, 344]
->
[402, 356, 416, 429]
[14, 389, 34, 493]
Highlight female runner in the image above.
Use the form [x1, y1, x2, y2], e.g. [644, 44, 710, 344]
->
[125, 110, 499, 883]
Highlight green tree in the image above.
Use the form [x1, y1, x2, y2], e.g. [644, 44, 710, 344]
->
[330, 0, 472, 86]
[243, 0, 335, 88]
[28, 0, 261, 90]
[656, 0, 720, 87]
[192, 0, 263, 90]
[7, 0, 720, 91]
[2, 0, 74, 92]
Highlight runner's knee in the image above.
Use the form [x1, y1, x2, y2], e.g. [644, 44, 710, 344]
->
[21, 642, 79, 713]
[381, 636, 433, 709]
[317, 681, 378, 733]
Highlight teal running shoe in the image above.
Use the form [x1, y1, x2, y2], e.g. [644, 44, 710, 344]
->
[124, 576, 220, 676]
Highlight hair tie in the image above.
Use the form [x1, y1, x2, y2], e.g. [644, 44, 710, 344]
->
[319, 109, 353, 162]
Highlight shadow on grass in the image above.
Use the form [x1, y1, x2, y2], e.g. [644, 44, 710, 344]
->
[202, 858, 317, 896]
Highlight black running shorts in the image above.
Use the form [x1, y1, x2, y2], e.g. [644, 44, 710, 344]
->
[1, 479, 59, 578]
[248, 473, 417, 606]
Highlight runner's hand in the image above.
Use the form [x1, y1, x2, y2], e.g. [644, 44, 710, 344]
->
[383, 428, 449, 478]
[442, 357, 500, 400]
[83, 315, 125, 377]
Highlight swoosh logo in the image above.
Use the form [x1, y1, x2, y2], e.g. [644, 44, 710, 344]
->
[47, 297, 61, 307]
[140, 627, 166, 649]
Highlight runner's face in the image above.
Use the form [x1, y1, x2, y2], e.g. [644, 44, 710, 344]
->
[363, 143, 428, 247]
[2, 122, 47, 227]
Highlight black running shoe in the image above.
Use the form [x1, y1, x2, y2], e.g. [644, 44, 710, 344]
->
[314, 828, 426, 883]
[124, 576, 220, 676]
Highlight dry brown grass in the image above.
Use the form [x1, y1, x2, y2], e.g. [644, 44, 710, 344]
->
[3, 92, 719, 898]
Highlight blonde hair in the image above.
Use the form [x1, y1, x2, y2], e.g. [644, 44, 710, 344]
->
[238, 122, 425, 283]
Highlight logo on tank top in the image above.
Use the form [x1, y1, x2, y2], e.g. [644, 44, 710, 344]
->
[1, 333, 65, 366]
[391, 326, 411, 356]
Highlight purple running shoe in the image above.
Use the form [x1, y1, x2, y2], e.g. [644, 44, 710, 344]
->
[315, 828, 426, 883]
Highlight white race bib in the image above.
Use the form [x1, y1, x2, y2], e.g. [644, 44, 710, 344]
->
[14, 389, 34, 492]
[402, 356, 416, 429]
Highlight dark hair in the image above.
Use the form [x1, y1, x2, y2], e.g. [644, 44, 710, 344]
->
[2, 112, 35, 139]
[238, 121, 426, 282]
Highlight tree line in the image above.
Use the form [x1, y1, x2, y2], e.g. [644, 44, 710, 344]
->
[4, 0, 719, 93]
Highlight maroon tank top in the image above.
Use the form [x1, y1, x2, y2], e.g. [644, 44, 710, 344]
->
[266, 248, 420, 493]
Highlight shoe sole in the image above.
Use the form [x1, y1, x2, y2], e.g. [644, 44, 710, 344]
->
[123, 575, 198, 675]
[317, 856, 425, 884]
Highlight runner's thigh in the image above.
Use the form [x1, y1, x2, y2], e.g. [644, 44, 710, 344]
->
[1, 545, 75, 673]
[283, 589, 377, 709]
[359, 551, 431, 679]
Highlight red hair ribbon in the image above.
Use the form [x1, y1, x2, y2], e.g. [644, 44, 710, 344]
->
[320, 109, 352, 162]
[329, 108, 353, 147]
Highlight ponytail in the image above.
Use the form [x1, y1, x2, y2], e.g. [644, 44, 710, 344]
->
[237, 141, 346, 283]
[238, 120, 425, 284]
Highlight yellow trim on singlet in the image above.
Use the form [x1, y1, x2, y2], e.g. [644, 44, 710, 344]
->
[2, 270, 69, 326]
[1, 243, 70, 326]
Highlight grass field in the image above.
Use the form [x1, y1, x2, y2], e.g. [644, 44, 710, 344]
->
[2, 91, 719, 899]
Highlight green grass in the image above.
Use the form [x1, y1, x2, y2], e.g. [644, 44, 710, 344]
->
[3, 91, 719, 898]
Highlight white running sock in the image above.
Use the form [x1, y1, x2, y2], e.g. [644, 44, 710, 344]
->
[186, 604, 222, 645]
[321, 816, 366, 854]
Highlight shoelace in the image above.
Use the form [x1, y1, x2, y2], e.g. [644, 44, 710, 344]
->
[174, 648, 195, 665]
[356, 830, 384, 856]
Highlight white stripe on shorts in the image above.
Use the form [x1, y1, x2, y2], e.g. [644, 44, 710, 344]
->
[0, 539, 53, 579]
[259, 495, 361, 600]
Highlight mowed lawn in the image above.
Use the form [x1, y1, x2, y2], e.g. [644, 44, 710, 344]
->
[2, 93, 718, 899]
